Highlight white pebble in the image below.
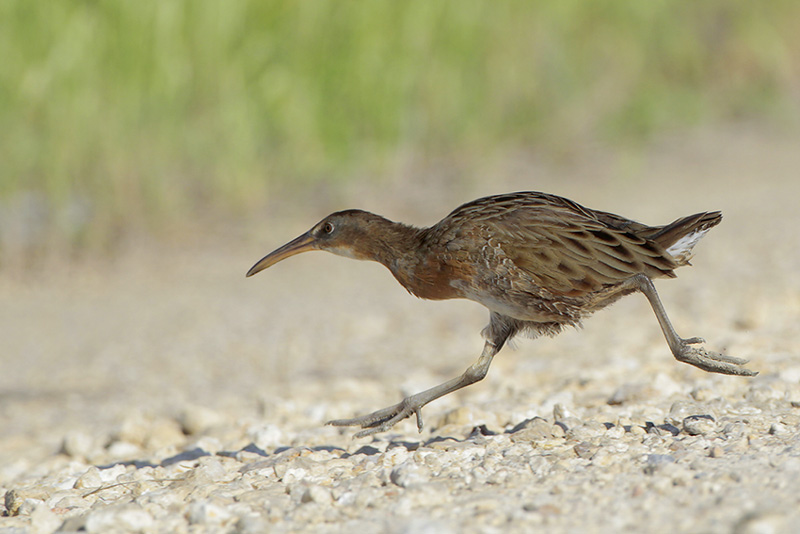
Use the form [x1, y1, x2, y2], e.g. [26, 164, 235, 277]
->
[31, 503, 61, 534]
[98, 464, 128, 483]
[74, 466, 103, 489]
[247, 424, 284, 450]
[683, 415, 717, 436]
[61, 431, 99, 459]
[390, 461, 431, 488]
[187, 500, 233, 525]
[301, 485, 333, 505]
[85, 504, 154, 533]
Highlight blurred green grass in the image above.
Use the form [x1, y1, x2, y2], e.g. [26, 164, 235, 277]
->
[1, 1, 798, 257]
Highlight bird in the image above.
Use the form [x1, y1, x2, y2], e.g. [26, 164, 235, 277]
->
[246, 191, 756, 437]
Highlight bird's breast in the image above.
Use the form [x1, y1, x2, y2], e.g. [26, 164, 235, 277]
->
[388, 254, 472, 301]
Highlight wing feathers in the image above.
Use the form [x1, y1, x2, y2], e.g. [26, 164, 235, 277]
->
[426, 192, 712, 298]
[435, 192, 681, 297]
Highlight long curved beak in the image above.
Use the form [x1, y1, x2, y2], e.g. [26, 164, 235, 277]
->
[246, 232, 316, 277]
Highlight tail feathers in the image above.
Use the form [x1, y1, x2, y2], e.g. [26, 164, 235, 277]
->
[648, 211, 722, 266]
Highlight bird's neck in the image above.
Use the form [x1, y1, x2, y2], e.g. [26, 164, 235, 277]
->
[362, 218, 461, 300]
[362, 219, 425, 270]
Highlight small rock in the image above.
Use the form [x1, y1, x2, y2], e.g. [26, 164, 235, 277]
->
[573, 442, 599, 460]
[768, 422, 791, 437]
[196, 457, 228, 482]
[667, 401, 701, 427]
[180, 405, 225, 435]
[553, 404, 581, 432]
[709, 446, 724, 458]
[608, 383, 653, 405]
[84, 504, 154, 533]
[590, 448, 617, 467]
[527, 456, 550, 477]
[98, 464, 128, 483]
[117, 412, 151, 447]
[390, 461, 431, 488]
[117, 413, 184, 452]
[605, 424, 625, 439]
[106, 440, 142, 459]
[378, 447, 410, 468]
[4, 488, 50, 516]
[190, 436, 223, 455]
[301, 485, 332, 505]
[722, 421, 747, 440]
[18, 498, 45, 516]
[281, 466, 309, 484]
[247, 424, 283, 450]
[733, 510, 790, 534]
[235, 514, 271, 534]
[61, 431, 100, 459]
[567, 422, 606, 441]
[52, 495, 92, 513]
[553, 404, 577, 422]
[138, 487, 186, 510]
[146, 418, 186, 451]
[31, 503, 61, 534]
[4, 489, 24, 516]
[510, 417, 554, 442]
[487, 468, 510, 484]
[643, 454, 676, 475]
[74, 466, 103, 490]
[683, 415, 716, 436]
[187, 500, 232, 525]
[271, 454, 311, 479]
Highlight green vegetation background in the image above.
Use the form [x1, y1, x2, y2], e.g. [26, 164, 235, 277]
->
[1, 1, 798, 255]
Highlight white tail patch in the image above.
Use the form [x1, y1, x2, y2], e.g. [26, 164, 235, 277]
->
[666, 228, 710, 265]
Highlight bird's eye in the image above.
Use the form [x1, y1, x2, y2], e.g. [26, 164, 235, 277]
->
[323, 222, 335, 234]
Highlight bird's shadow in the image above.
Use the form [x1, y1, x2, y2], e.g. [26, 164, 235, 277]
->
[89, 417, 624, 485]
[92, 430, 472, 478]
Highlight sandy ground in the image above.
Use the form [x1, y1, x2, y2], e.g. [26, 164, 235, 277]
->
[1, 125, 799, 533]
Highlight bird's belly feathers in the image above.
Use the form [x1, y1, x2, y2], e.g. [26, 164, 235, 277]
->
[458, 285, 580, 323]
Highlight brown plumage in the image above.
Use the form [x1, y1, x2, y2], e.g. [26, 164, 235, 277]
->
[247, 191, 756, 437]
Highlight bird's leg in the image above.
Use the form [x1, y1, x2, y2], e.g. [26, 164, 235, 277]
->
[327, 341, 501, 437]
[628, 274, 756, 376]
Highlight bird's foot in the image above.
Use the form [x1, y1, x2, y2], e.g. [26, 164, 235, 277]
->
[683, 336, 705, 345]
[674, 337, 757, 376]
[326, 396, 424, 438]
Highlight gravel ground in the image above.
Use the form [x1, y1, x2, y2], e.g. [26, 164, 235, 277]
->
[2, 127, 800, 533]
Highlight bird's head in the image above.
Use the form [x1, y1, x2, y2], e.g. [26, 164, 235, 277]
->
[246, 210, 392, 277]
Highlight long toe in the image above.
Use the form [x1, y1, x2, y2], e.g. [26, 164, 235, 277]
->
[679, 345, 757, 376]
[354, 420, 397, 438]
[327, 412, 390, 429]
[326, 399, 417, 435]
[704, 350, 750, 365]
[353, 405, 421, 438]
